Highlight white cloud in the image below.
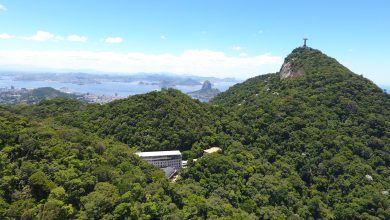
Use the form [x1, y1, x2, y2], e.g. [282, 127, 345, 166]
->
[24, 31, 64, 42]
[67, 34, 88, 42]
[0, 50, 283, 78]
[105, 37, 123, 44]
[239, 53, 248, 57]
[0, 33, 14, 39]
[232, 46, 244, 51]
[160, 35, 167, 40]
[0, 4, 7, 11]
[55, 36, 65, 41]
[23, 31, 87, 42]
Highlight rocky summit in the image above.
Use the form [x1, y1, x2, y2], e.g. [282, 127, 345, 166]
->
[279, 47, 351, 80]
[201, 80, 213, 90]
[187, 80, 220, 102]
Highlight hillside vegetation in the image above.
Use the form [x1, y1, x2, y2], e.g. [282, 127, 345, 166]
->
[0, 47, 389, 219]
[16, 89, 223, 153]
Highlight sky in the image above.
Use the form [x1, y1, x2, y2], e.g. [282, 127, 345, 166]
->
[0, 0, 389, 84]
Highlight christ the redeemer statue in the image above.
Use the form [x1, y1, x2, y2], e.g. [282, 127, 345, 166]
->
[303, 38, 308, 47]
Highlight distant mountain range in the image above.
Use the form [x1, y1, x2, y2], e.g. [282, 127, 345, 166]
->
[0, 71, 239, 86]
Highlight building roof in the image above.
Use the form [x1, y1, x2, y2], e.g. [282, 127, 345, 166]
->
[135, 150, 181, 157]
[162, 167, 176, 178]
[203, 147, 222, 154]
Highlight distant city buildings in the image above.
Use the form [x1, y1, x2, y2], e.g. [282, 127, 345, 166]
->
[81, 93, 124, 104]
[0, 86, 125, 105]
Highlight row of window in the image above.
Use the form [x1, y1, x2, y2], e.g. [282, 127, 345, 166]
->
[151, 160, 181, 168]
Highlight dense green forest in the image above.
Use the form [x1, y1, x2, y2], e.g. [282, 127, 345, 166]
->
[1, 47, 389, 219]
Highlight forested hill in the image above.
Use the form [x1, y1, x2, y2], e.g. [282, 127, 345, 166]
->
[205, 47, 390, 218]
[15, 89, 225, 153]
[0, 47, 389, 219]
[213, 47, 386, 107]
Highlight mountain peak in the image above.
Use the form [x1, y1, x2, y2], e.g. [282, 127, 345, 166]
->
[202, 80, 213, 90]
[187, 80, 220, 102]
[279, 47, 351, 80]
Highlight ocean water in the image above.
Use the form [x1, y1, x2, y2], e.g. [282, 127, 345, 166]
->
[0, 77, 236, 97]
[380, 85, 390, 93]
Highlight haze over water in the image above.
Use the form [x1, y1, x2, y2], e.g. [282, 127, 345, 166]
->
[0, 76, 236, 97]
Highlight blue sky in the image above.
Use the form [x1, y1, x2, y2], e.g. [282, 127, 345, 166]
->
[0, 0, 389, 84]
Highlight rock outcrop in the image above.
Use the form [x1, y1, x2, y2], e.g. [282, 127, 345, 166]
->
[187, 80, 220, 102]
[279, 47, 350, 80]
[279, 60, 305, 80]
[201, 80, 213, 90]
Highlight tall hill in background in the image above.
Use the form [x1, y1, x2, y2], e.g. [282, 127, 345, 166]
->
[204, 47, 390, 218]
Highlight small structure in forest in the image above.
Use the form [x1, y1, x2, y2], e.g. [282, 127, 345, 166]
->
[203, 147, 222, 154]
[135, 150, 182, 170]
[135, 151, 182, 178]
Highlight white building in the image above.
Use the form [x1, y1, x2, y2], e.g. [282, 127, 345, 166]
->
[135, 150, 182, 170]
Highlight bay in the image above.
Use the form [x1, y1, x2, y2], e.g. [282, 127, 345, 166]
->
[0, 77, 236, 97]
